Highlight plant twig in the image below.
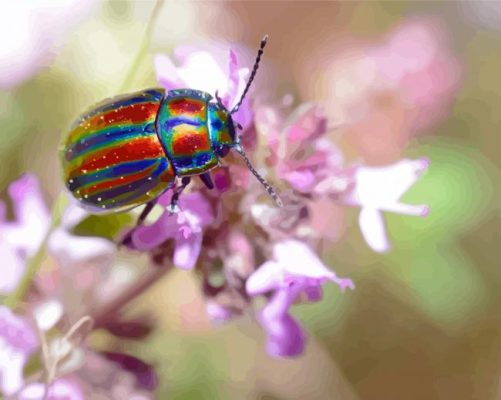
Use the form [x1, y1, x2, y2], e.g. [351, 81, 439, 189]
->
[118, 0, 165, 93]
[92, 264, 171, 328]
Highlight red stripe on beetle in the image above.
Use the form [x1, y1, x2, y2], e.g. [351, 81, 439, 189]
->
[168, 98, 205, 116]
[72, 136, 166, 175]
[172, 130, 211, 155]
[77, 165, 158, 196]
[90, 102, 160, 128]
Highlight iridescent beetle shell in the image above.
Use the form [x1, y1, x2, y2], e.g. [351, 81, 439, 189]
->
[60, 88, 236, 213]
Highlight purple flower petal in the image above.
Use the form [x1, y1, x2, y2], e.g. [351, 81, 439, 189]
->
[358, 208, 391, 253]
[282, 170, 317, 193]
[132, 212, 178, 250]
[173, 228, 203, 270]
[2, 174, 50, 255]
[247, 240, 354, 358]
[273, 240, 337, 281]
[48, 229, 115, 265]
[132, 193, 214, 270]
[19, 379, 84, 400]
[154, 44, 254, 130]
[303, 285, 323, 301]
[0, 242, 26, 294]
[246, 261, 284, 296]
[0, 306, 38, 395]
[206, 301, 235, 322]
[339, 158, 429, 252]
[154, 54, 184, 91]
[260, 288, 306, 357]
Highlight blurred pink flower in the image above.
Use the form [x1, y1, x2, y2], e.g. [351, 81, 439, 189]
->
[0, 173, 115, 307]
[246, 240, 354, 357]
[368, 18, 462, 132]
[48, 203, 115, 269]
[19, 379, 84, 400]
[340, 158, 430, 253]
[0, 174, 50, 294]
[0, 306, 38, 396]
[324, 18, 461, 164]
[155, 45, 252, 129]
[0, 0, 96, 89]
[132, 192, 215, 270]
[1, 174, 50, 255]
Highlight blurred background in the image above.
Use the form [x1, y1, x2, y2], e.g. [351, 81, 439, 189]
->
[1, 1, 500, 399]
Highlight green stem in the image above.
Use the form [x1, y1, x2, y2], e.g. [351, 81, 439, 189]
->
[118, 0, 165, 93]
[4, 193, 68, 309]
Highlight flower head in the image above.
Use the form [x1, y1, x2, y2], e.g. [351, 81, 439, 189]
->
[155, 44, 252, 129]
[19, 379, 84, 400]
[246, 240, 354, 357]
[0, 306, 38, 395]
[132, 192, 215, 270]
[340, 158, 430, 252]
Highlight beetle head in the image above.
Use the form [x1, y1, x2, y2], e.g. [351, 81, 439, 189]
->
[211, 35, 282, 207]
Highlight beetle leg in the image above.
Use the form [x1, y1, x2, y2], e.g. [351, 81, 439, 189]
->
[168, 177, 191, 214]
[119, 198, 158, 247]
[199, 173, 214, 190]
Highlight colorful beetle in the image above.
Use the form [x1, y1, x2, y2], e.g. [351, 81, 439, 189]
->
[60, 36, 281, 233]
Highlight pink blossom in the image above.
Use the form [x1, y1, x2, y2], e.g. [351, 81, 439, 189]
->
[246, 240, 354, 357]
[258, 103, 351, 196]
[0, 0, 96, 90]
[48, 203, 115, 268]
[132, 192, 215, 270]
[339, 158, 430, 253]
[0, 173, 116, 325]
[19, 379, 84, 400]
[0, 306, 38, 395]
[0, 174, 50, 294]
[154, 44, 252, 129]
[368, 18, 462, 132]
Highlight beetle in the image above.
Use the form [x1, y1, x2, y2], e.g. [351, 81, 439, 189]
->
[60, 36, 281, 236]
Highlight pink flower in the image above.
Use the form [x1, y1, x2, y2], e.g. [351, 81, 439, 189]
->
[0, 174, 117, 330]
[0, 174, 50, 294]
[131, 192, 215, 270]
[1, 174, 50, 256]
[154, 44, 252, 129]
[246, 240, 354, 357]
[368, 18, 462, 132]
[252, 104, 352, 241]
[340, 158, 430, 253]
[0, 306, 38, 395]
[0, 0, 96, 90]
[48, 204, 115, 268]
[19, 379, 84, 400]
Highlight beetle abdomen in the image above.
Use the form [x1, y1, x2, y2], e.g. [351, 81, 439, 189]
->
[60, 89, 175, 213]
[156, 89, 219, 176]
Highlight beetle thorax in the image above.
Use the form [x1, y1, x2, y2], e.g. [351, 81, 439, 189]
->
[208, 102, 236, 158]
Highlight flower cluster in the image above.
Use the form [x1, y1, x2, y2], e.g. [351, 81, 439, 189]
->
[125, 36, 430, 357]
[0, 18, 451, 397]
[0, 175, 156, 398]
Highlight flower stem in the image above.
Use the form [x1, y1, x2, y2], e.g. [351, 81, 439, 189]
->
[4, 193, 68, 309]
[118, 0, 165, 93]
[91, 264, 172, 328]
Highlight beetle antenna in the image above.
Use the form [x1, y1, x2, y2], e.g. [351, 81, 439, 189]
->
[233, 142, 283, 207]
[231, 35, 268, 115]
